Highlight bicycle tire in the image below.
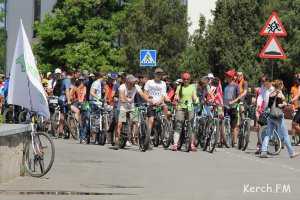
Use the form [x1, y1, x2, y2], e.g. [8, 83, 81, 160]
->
[152, 125, 160, 147]
[242, 120, 251, 151]
[18, 111, 29, 123]
[223, 119, 232, 148]
[208, 119, 219, 153]
[259, 126, 282, 155]
[161, 119, 172, 149]
[3, 108, 14, 124]
[238, 126, 244, 150]
[24, 132, 55, 178]
[203, 119, 213, 152]
[50, 111, 60, 137]
[197, 119, 207, 148]
[119, 122, 128, 149]
[67, 115, 79, 140]
[139, 119, 150, 152]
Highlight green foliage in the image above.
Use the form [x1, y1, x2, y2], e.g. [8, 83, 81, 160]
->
[34, 0, 124, 74]
[185, 0, 300, 86]
[121, 0, 188, 78]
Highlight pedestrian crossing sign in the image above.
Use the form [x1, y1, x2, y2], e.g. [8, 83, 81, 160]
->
[140, 50, 157, 67]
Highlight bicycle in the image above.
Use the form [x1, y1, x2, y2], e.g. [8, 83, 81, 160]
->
[118, 110, 133, 149]
[237, 103, 251, 151]
[136, 104, 150, 152]
[203, 104, 220, 153]
[64, 106, 80, 141]
[193, 104, 209, 148]
[89, 100, 110, 145]
[48, 96, 60, 137]
[258, 118, 282, 155]
[176, 107, 193, 152]
[24, 112, 55, 177]
[150, 106, 170, 148]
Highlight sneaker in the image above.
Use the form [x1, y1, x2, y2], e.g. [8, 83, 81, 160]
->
[290, 152, 300, 158]
[171, 144, 177, 151]
[126, 141, 132, 147]
[191, 144, 197, 152]
[260, 152, 269, 158]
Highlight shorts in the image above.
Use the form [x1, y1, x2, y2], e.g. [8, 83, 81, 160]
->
[224, 107, 238, 128]
[118, 109, 138, 123]
[293, 110, 300, 124]
[175, 109, 194, 122]
[147, 105, 157, 117]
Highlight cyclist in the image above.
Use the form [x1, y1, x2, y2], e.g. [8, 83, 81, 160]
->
[54, 70, 73, 138]
[236, 72, 248, 122]
[291, 78, 300, 143]
[260, 80, 300, 158]
[171, 72, 198, 151]
[144, 68, 168, 140]
[70, 76, 87, 143]
[255, 76, 274, 153]
[114, 74, 147, 149]
[223, 69, 240, 147]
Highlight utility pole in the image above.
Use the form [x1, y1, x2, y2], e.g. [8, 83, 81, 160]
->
[4, 0, 7, 75]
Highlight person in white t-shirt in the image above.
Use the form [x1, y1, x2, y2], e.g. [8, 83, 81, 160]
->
[90, 72, 103, 101]
[144, 68, 168, 136]
[114, 74, 147, 149]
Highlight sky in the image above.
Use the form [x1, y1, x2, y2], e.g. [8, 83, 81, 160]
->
[188, 0, 217, 35]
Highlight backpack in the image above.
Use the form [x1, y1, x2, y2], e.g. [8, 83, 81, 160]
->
[53, 79, 63, 97]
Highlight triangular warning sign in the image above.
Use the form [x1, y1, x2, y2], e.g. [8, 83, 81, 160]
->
[259, 36, 287, 59]
[260, 11, 287, 36]
[141, 51, 155, 64]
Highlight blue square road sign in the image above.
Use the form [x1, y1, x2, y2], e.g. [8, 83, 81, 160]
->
[140, 50, 157, 67]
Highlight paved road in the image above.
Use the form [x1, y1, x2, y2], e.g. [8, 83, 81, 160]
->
[0, 133, 300, 200]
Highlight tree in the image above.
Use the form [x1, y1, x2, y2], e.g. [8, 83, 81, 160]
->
[121, 0, 188, 78]
[34, 0, 125, 73]
[181, 15, 209, 78]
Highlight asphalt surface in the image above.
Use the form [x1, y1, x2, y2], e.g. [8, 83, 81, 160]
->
[0, 132, 300, 200]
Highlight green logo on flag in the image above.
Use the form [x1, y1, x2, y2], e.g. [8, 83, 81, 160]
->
[16, 54, 26, 72]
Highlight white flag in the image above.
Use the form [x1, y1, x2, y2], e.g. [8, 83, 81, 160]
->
[8, 20, 50, 119]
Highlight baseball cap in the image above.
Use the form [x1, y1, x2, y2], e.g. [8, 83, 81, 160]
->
[154, 68, 164, 74]
[126, 74, 138, 83]
[54, 68, 62, 74]
[225, 69, 236, 78]
[207, 73, 214, 79]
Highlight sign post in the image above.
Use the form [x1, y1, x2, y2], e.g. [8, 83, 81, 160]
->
[259, 11, 287, 80]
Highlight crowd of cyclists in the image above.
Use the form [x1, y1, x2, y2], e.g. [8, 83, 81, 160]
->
[1, 67, 300, 158]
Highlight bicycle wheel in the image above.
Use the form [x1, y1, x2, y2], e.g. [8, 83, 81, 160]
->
[152, 124, 160, 147]
[238, 126, 244, 150]
[67, 115, 79, 140]
[203, 119, 213, 152]
[99, 117, 108, 145]
[196, 118, 207, 148]
[50, 111, 60, 137]
[259, 126, 282, 155]
[223, 118, 232, 148]
[18, 110, 29, 123]
[242, 120, 251, 151]
[208, 119, 219, 153]
[161, 119, 172, 149]
[119, 122, 128, 149]
[138, 119, 150, 152]
[24, 132, 55, 177]
[3, 108, 14, 124]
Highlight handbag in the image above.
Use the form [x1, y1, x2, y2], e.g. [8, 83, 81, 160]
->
[269, 93, 284, 120]
[258, 112, 268, 126]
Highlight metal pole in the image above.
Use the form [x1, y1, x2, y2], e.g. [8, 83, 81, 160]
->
[4, 0, 7, 76]
[271, 60, 274, 80]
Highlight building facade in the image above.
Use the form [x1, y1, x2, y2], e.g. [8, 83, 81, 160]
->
[6, 0, 57, 75]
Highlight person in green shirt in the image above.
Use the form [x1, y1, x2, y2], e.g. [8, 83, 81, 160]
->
[172, 72, 199, 151]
